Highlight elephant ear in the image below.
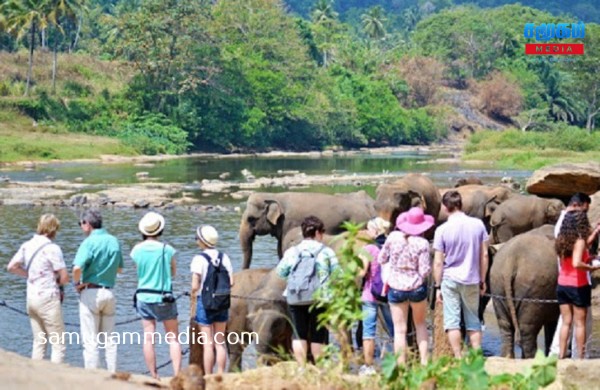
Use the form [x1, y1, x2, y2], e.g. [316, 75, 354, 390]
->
[265, 200, 283, 225]
[408, 190, 427, 210]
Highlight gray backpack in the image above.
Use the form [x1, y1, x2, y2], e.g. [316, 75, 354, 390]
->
[286, 245, 327, 306]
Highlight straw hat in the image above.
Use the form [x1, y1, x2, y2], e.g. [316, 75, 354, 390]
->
[138, 212, 165, 236]
[196, 225, 218, 248]
[367, 217, 391, 236]
[396, 207, 434, 236]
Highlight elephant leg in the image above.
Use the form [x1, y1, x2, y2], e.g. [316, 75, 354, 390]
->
[493, 299, 515, 358]
[544, 321, 558, 356]
[519, 326, 540, 359]
[227, 341, 245, 372]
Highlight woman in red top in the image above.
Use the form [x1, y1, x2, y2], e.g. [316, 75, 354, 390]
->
[555, 211, 600, 359]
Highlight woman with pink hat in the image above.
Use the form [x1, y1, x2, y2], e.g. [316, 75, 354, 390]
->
[378, 207, 434, 366]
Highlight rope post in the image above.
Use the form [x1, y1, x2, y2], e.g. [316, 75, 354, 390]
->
[188, 291, 204, 375]
[432, 300, 454, 359]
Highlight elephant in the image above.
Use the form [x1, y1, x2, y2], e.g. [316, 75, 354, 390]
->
[489, 225, 559, 358]
[437, 185, 514, 228]
[454, 176, 484, 187]
[227, 268, 291, 371]
[240, 191, 376, 269]
[374, 173, 441, 236]
[489, 195, 565, 244]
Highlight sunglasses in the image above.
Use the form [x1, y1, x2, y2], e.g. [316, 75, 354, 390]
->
[78, 220, 87, 227]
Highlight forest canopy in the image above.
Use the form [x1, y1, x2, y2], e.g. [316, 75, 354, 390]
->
[0, 0, 598, 154]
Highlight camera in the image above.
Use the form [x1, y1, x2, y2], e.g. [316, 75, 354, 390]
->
[162, 293, 176, 303]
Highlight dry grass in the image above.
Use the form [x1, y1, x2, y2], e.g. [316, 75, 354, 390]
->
[0, 109, 136, 163]
[0, 50, 133, 96]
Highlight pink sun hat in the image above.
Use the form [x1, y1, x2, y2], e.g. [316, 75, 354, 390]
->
[396, 207, 435, 236]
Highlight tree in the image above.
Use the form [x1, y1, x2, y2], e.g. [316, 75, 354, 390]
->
[1, 0, 52, 96]
[538, 64, 582, 125]
[48, 0, 87, 93]
[311, 0, 338, 67]
[361, 6, 386, 40]
[570, 23, 600, 132]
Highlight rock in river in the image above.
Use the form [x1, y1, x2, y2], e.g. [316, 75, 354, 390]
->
[526, 162, 600, 198]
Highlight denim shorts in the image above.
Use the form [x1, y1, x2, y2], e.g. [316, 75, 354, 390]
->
[441, 279, 481, 332]
[136, 300, 178, 322]
[195, 298, 228, 326]
[387, 284, 428, 304]
[362, 301, 394, 339]
[557, 284, 591, 308]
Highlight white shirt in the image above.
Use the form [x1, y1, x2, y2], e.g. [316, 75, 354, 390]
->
[8, 234, 65, 299]
[190, 249, 233, 292]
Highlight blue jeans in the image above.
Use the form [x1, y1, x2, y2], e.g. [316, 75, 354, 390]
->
[362, 301, 394, 339]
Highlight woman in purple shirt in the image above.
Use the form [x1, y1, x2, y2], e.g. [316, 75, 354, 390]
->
[379, 207, 433, 366]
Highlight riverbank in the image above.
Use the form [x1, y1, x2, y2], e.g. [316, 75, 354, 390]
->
[0, 142, 464, 168]
[2, 346, 600, 390]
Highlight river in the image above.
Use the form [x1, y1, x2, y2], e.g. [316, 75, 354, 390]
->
[0, 150, 558, 374]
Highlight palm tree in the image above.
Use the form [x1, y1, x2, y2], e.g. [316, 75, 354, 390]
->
[48, 0, 87, 93]
[1, 0, 52, 96]
[361, 6, 386, 40]
[539, 64, 583, 124]
[311, 0, 337, 25]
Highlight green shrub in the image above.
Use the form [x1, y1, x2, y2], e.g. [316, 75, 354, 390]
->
[380, 349, 556, 390]
[117, 113, 190, 155]
[62, 81, 93, 98]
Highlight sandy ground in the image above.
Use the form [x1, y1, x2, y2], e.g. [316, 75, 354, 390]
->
[4, 344, 600, 390]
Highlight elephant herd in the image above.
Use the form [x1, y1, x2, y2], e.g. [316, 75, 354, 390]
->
[227, 172, 589, 368]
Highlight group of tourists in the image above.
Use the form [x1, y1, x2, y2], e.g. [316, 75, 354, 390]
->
[274, 190, 489, 375]
[6, 189, 600, 377]
[7, 209, 233, 379]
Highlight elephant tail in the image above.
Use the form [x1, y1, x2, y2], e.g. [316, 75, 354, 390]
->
[504, 271, 521, 348]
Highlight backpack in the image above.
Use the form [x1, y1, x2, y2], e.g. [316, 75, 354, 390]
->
[200, 251, 231, 312]
[367, 243, 388, 303]
[286, 244, 327, 306]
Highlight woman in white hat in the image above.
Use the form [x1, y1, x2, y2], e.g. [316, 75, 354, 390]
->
[131, 211, 181, 379]
[378, 207, 434, 366]
[190, 224, 234, 375]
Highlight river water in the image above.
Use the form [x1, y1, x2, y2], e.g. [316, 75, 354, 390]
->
[0, 150, 562, 374]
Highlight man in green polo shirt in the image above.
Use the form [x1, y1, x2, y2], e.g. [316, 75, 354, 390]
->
[73, 209, 123, 372]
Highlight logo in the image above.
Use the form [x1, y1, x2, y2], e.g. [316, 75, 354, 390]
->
[523, 23, 585, 56]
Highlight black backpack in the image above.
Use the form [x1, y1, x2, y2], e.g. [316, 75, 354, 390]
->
[200, 251, 231, 312]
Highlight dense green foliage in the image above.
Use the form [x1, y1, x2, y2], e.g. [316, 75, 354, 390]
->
[380, 348, 556, 389]
[1, 0, 598, 156]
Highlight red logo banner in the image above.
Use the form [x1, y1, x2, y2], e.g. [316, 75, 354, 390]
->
[525, 43, 584, 55]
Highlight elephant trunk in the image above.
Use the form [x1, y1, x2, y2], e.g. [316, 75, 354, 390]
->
[240, 221, 255, 269]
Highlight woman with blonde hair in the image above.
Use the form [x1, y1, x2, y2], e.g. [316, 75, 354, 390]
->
[7, 214, 68, 363]
[555, 210, 600, 359]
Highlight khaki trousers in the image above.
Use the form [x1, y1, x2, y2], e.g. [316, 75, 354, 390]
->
[27, 294, 66, 363]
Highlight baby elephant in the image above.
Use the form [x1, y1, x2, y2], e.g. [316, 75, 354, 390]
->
[226, 268, 291, 371]
[489, 194, 564, 244]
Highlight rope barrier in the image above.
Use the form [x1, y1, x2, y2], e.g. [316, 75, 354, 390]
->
[484, 293, 559, 304]
[230, 293, 285, 303]
[0, 291, 191, 327]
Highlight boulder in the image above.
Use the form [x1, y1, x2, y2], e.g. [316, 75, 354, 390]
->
[590, 191, 600, 225]
[526, 163, 600, 198]
[133, 199, 150, 208]
[69, 194, 88, 206]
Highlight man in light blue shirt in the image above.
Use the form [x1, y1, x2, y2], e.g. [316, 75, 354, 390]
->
[73, 209, 123, 372]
